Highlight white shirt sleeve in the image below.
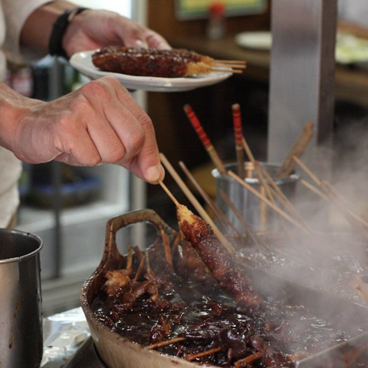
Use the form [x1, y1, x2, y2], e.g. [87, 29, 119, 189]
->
[2, 0, 54, 63]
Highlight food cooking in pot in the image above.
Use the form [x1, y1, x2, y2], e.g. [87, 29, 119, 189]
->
[92, 206, 368, 368]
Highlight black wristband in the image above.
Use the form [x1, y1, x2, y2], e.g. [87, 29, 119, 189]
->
[48, 7, 88, 59]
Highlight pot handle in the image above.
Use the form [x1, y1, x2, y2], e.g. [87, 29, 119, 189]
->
[103, 209, 177, 266]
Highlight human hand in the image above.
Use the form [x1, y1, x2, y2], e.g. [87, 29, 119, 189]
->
[1, 77, 164, 184]
[62, 9, 171, 58]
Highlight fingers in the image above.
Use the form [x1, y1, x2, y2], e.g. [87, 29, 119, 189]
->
[108, 80, 165, 183]
[15, 77, 164, 183]
[120, 112, 165, 183]
[62, 77, 164, 182]
[114, 16, 171, 50]
[145, 31, 172, 50]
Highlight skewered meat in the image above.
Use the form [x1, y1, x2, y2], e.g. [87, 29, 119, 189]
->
[103, 247, 133, 296]
[176, 235, 215, 285]
[176, 204, 262, 310]
[103, 269, 132, 296]
[92, 46, 217, 78]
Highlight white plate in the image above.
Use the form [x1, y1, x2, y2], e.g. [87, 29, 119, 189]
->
[70, 50, 232, 92]
[235, 31, 272, 50]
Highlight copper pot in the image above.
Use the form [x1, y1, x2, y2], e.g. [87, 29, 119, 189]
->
[80, 210, 368, 368]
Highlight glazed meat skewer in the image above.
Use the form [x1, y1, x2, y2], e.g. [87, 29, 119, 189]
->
[92, 46, 244, 77]
[176, 204, 262, 310]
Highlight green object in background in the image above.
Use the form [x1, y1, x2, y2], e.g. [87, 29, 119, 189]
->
[335, 32, 368, 64]
[176, 0, 267, 19]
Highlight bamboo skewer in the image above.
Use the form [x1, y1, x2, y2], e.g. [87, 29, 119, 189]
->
[256, 162, 312, 232]
[178, 161, 240, 236]
[185, 347, 222, 361]
[292, 156, 322, 186]
[295, 158, 368, 234]
[241, 135, 278, 218]
[172, 233, 181, 251]
[228, 171, 309, 232]
[219, 190, 270, 253]
[240, 135, 309, 233]
[241, 135, 269, 195]
[322, 180, 368, 228]
[160, 228, 173, 269]
[211, 68, 243, 74]
[234, 351, 263, 367]
[145, 250, 153, 275]
[242, 137, 256, 163]
[254, 168, 304, 236]
[242, 134, 305, 233]
[212, 63, 246, 69]
[300, 179, 329, 201]
[276, 122, 314, 179]
[133, 255, 145, 282]
[214, 59, 246, 65]
[160, 153, 236, 254]
[158, 180, 180, 207]
[146, 337, 186, 350]
[322, 180, 353, 208]
[303, 179, 368, 230]
[241, 136, 275, 204]
[183, 104, 227, 175]
[213, 60, 246, 64]
[126, 246, 133, 271]
[232, 104, 245, 178]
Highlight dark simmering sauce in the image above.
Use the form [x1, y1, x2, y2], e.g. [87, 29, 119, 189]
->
[91, 243, 368, 368]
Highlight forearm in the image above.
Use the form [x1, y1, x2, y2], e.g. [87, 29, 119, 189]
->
[0, 83, 36, 152]
[20, 0, 78, 54]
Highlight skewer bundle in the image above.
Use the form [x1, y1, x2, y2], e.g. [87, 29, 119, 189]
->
[295, 156, 368, 238]
[182, 103, 310, 233]
[276, 122, 314, 179]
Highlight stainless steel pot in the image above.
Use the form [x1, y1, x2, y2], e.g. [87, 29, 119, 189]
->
[0, 229, 43, 368]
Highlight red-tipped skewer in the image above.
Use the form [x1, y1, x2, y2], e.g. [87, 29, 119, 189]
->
[183, 104, 227, 176]
[232, 103, 245, 178]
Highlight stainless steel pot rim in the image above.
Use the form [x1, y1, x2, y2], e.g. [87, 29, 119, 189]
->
[0, 228, 43, 264]
[212, 162, 300, 184]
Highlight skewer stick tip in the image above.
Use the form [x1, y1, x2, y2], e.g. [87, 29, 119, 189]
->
[183, 104, 191, 113]
[158, 180, 180, 207]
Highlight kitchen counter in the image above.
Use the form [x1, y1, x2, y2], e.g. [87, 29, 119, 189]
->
[169, 34, 368, 108]
[41, 308, 90, 368]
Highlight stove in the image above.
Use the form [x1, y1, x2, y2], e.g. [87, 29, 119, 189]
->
[62, 337, 106, 368]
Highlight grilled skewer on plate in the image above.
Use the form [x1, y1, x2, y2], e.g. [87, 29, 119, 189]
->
[92, 46, 245, 78]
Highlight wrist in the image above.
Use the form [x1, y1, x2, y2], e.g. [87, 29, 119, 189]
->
[0, 85, 39, 152]
[0, 91, 25, 151]
[48, 7, 88, 59]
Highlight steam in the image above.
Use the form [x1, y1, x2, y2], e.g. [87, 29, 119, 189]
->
[219, 111, 368, 364]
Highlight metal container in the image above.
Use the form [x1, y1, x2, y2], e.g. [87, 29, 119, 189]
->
[0, 229, 43, 368]
[212, 162, 299, 232]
